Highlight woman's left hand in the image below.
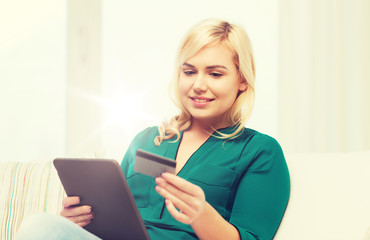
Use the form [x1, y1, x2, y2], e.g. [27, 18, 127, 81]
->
[155, 172, 206, 225]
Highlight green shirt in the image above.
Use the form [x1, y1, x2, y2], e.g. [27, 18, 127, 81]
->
[121, 126, 290, 240]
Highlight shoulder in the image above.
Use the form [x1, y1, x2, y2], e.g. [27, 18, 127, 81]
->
[126, 126, 159, 150]
[122, 126, 158, 160]
[219, 127, 282, 154]
[238, 128, 286, 171]
[134, 126, 158, 139]
[132, 126, 158, 142]
[235, 128, 281, 149]
[244, 128, 281, 149]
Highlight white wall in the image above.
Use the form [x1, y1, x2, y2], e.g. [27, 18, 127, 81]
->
[0, 0, 279, 162]
[101, 0, 279, 161]
[277, 0, 370, 153]
[0, 0, 67, 162]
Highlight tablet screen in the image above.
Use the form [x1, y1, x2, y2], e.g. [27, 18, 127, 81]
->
[53, 158, 150, 240]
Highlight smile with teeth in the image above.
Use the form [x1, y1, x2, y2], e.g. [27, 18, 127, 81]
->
[190, 97, 214, 102]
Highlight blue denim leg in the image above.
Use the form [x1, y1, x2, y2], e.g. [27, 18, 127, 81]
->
[15, 213, 101, 240]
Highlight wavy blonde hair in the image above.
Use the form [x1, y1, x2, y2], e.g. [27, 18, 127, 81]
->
[154, 19, 256, 146]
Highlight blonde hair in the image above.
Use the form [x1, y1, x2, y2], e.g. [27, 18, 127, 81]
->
[154, 19, 256, 146]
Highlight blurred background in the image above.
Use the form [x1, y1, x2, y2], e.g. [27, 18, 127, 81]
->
[1, 0, 369, 162]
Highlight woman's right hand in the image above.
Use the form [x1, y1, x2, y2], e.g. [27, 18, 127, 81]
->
[60, 196, 94, 227]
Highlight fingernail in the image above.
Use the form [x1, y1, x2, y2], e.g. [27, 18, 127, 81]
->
[155, 177, 163, 184]
[89, 212, 95, 219]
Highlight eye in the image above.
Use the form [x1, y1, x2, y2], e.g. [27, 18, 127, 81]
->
[183, 70, 196, 76]
[210, 72, 222, 78]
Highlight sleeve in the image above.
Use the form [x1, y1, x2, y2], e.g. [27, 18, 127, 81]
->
[229, 136, 290, 240]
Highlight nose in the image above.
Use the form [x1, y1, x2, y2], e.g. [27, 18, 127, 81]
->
[192, 74, 207, 93]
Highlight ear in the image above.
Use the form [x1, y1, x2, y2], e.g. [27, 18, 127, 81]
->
[239, 80, 248, 92]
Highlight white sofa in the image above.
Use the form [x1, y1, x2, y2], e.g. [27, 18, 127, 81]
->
[275, 151, 370, 240]
[1, 151, 370, 240]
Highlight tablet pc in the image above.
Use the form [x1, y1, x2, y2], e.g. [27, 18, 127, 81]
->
[53, 158, 150, 240]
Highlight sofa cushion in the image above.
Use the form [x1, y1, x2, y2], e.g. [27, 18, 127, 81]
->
[0, 161, 66, 240]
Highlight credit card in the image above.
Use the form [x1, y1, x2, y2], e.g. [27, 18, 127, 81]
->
[134, 149, 176, 178]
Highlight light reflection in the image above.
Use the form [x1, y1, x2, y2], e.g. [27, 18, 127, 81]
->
[67, 83, 161, 149]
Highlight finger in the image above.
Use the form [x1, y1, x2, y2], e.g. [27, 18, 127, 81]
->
[165, 199, 192, 225]
[161, 173, 204, 198]
[61, 205, 92, 218]
[77, 220, 91, 227]
[66, 212, 94, 225]
[156, 175, 205, 209]
[62, 196, 80, 208]
[155, 177, 194, 203]
[155, 185, 196, 216]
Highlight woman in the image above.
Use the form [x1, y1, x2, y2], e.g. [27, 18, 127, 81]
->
[17, 19, 290, 240]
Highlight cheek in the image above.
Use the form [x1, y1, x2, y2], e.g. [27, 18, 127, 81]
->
[178, 78, 191, 96]
[213, 82, 239, 100]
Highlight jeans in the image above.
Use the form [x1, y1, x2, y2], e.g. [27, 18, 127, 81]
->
[15, 213, 101, 240]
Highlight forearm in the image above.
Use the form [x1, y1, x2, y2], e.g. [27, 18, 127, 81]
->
[191, 202, 240, 240]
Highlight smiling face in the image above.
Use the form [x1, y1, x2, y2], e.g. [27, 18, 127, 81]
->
[178, 43, 247, 129]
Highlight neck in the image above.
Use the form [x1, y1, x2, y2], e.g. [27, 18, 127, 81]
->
[189, 118, 230, 135]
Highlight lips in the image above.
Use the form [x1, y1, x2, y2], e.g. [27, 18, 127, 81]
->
[190, 96, 214, 103]
[190, 96, 215, 103]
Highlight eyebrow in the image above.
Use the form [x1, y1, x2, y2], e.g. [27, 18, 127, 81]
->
[182, 62, 229, 71]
